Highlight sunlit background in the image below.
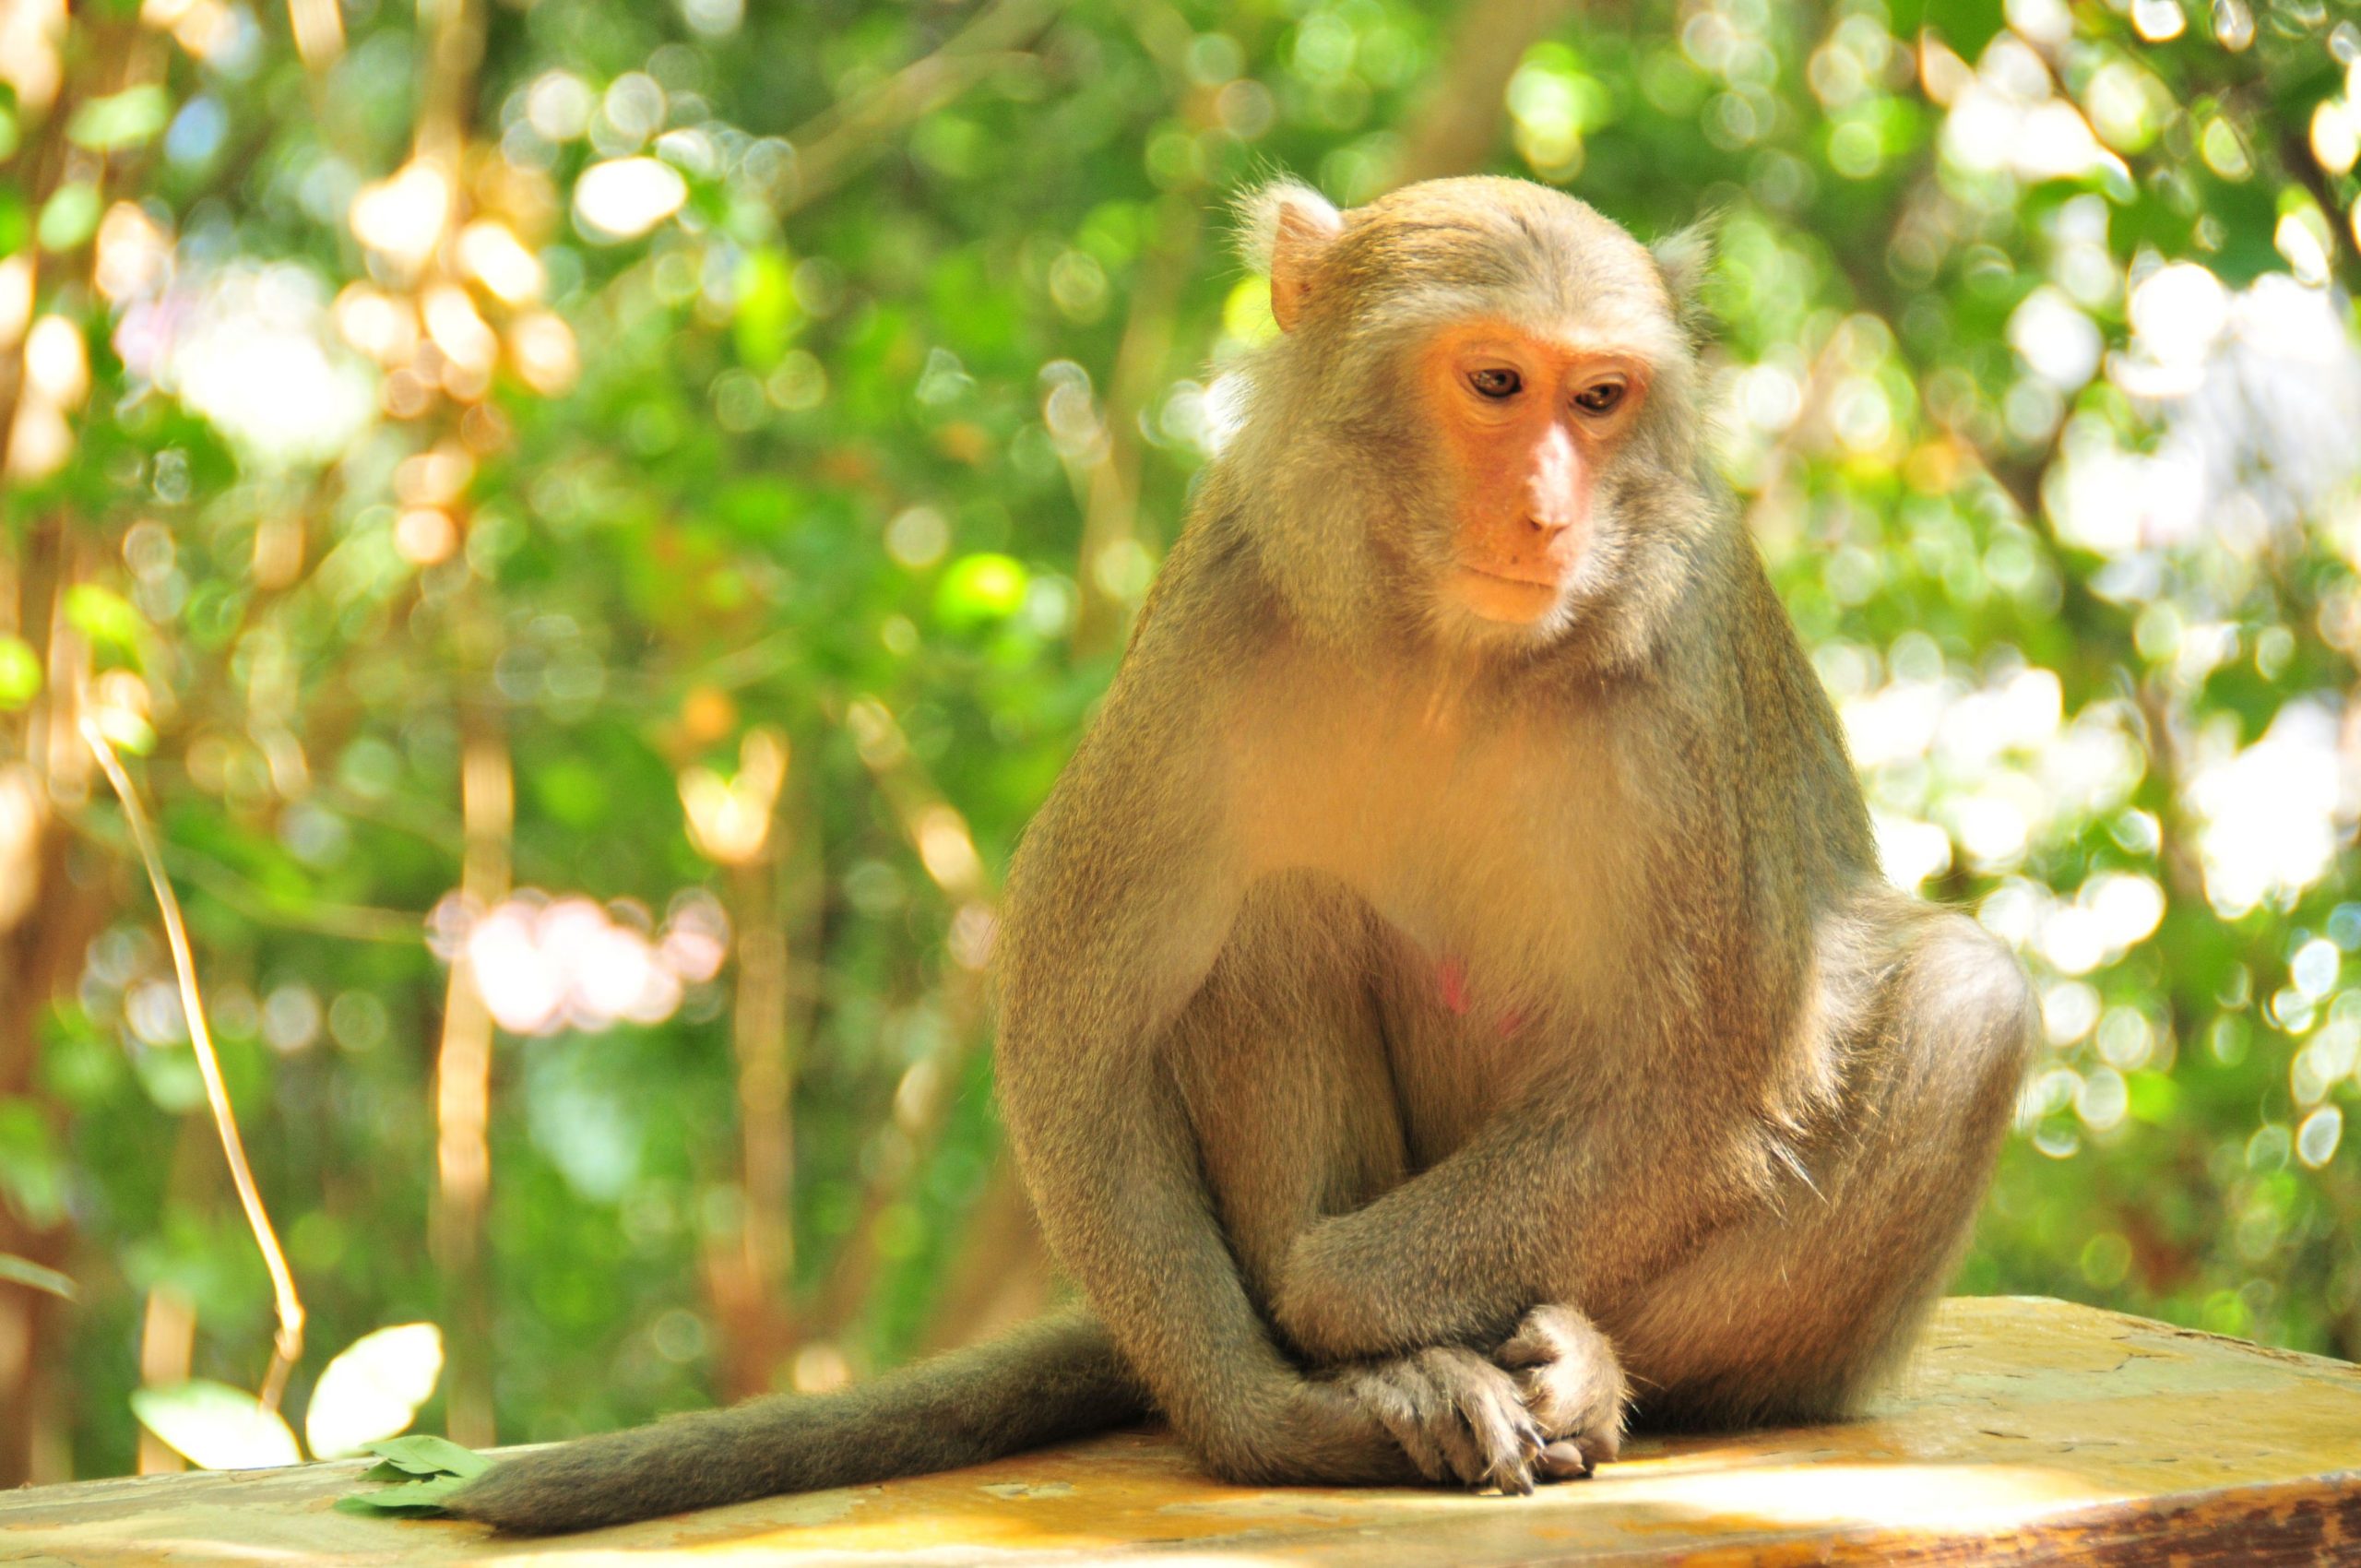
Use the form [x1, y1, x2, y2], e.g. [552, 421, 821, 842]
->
[2, 0, 2360, 1484]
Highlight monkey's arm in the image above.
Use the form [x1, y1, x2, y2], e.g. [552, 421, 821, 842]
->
[1269, 1031, 1794, 1365]
[993, 630, 1410, 1484]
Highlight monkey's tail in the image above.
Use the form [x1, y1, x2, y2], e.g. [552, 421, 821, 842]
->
[443, 1306, 1144, 1535]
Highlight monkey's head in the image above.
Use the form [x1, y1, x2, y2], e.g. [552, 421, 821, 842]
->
[1231, 175, 1712, 663]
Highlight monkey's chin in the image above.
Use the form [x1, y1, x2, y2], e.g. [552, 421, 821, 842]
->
[1452, 565, 1565, 625]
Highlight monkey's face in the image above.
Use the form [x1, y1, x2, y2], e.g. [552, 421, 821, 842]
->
[1416, 321, 1650, 628]
[1240, 175, 1700, 655]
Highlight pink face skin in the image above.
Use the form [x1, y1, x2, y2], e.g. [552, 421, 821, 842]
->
[1417, 321, 1652, 625]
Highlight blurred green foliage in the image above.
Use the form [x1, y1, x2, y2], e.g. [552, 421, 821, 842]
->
[2, 0, 2360, 1483]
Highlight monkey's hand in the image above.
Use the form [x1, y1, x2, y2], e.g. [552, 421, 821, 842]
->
[1494, 1304, 1627, 1479]
[1329, 1347, 1549, 1495]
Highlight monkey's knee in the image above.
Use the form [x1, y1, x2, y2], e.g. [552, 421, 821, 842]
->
[1610, 1265, 1917, 1434]
[1612, 921, 2036, 1439]
[1900, 913, 2036, 1117]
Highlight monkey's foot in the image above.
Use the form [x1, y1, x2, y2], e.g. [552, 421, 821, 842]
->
[1494, 1304, 1628, 1479]
[1333, 1347, 1548, 1495]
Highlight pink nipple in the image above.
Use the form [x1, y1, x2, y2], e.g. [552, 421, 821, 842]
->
[1437, 956, 1470, 1016]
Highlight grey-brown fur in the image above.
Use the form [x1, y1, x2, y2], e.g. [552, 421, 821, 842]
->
[448, 175, 2033, 1534]
[445, 1308, 1140, 1532]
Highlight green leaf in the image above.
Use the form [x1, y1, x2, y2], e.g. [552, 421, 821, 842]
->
[305, 1324, 445, 1459]
[339, 1435, 493, 1516]
[67, 85, 170, 153]
[934, 553, 1028, 627]
[532, 758, 610, 827]
[733, 246, 798, 370]
[2126, 1070, 2181, 1125]
[0, 1099, 65, 1229]
[363, 1433, 492, 1479]
[35, 184, 100, 253]
[131, 1382, 303, 1470]
[0, 635, 38, 709]
[63, 584, 145, 655]
[1892, 0, 2008, 61]
[334, 1473, 477, 1515]
[0, 1253, 73, 1299]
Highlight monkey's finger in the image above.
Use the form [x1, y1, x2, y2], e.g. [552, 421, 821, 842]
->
[1460, 1408, 1536, 1496]
[1536, 1440, 1592, 1481]
[1497, 1304, 1584, 1365]
[1392, 1358, 1480, 1488]
[1378, 1365, 1465, 1485]
[1489, 1392, 1548, 1457]
[1476, 1422, 1537, 1497]
[1511, 1366, 1560, 1427]
[1516, 1369, 1612, 1440]
[1496, 1435, 1539, 1496]
[1489, 1459, 1536, 1497]
[1431, 1408, 1491, 1488]
[1423, 1386, 1495, 1489]
[1453, 1386, 1538, 1495]
[1494, 1325, 1559, 1371]
[1376, 1395, 1453, 1484]
[1579, 1420, 1623, 1466]
[1379, 1415, 1451, 1483]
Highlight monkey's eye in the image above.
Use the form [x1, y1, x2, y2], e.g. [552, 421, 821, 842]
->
[1468, 368, 1523, 399]
[1573, 379, 1627, 415]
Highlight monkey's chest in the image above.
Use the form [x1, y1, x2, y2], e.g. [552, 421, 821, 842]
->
[1261, 775, 1639, 1160]
[1373, 935, 1561, 1163]
[1293, 733, 1637, 978]
[1232, 691, 1631, 920]
[1227, 671, 1643, 1156]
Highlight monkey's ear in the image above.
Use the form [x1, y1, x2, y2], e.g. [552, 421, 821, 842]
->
[1236, 179, 1344, 333]
[1650, 217, 1719, 341]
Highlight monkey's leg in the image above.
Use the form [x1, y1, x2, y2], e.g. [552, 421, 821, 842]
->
[1602, 909, 2034, 1427]
[1169, 876, 1407, 1301]
[994, 603, 1443, 1491]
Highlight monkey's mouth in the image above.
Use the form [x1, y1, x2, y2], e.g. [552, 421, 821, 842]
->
[1453, 563, 1565, 623]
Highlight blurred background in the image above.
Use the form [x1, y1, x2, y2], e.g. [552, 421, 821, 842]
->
[3, 0, 2361, 1486]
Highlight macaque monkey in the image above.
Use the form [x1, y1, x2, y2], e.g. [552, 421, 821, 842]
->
[451, 175, 2033, 1534]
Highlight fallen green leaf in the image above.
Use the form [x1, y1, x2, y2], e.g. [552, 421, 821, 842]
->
[339, 1436, 493, 1519]
[333, 1473, 476, 1515]
[363, 1433, 492, 1479]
